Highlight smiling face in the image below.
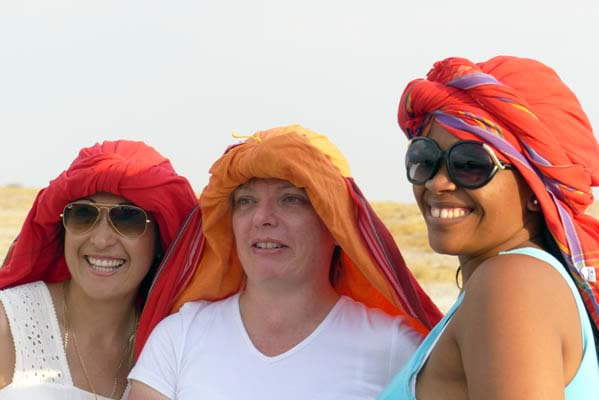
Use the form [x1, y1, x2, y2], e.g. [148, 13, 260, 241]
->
[231, 179, 336, 290]
[412, 123, 540, 265]
[63, 192, 156, 301]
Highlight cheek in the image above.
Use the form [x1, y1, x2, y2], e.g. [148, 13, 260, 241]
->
[412, 184, 424, 200]
[483, 175, 527, 214]
[306, 219, 335, 249]
[412, 185, 427, 214]
[63, 233, 84, 272]
[63, 234, 79, 259]
[130, 235, 157, 271]
[231, 217, 248, 252]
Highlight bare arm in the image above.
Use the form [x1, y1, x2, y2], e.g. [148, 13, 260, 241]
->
[128, 380, 170, 400]
[0, 302, 15, 388]
[456, 253, 581, 400]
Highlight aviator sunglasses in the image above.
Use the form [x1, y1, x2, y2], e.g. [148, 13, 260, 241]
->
[405, 137, 514, 189]
[61, 202, 151, 239]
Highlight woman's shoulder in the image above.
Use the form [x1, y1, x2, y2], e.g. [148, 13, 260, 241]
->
[454, 249, 587, 395]
[458, 247, 578, 332]
[144, 294, 239, 357]
[0, 280, 50, 333]
[0, 281, 51, 317]
[0, 291, 15, 388]
[338, 295, 394, 320]
[0, 280, 47, 295]
[468, 248, 568, 294]
[0, 295, 12, 347]
[158, 294, 238, 331]
[337, 296, 420, 334]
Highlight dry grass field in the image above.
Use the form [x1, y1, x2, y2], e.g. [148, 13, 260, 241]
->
[0, 186, 38, 261]
[3, 186, 598, 312]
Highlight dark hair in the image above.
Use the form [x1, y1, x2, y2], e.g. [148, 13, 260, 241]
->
[541, 223, 599, 353]
[540, 224, 567, 267]
[329, 246, 342, 286]
[137, 221, 163, 307]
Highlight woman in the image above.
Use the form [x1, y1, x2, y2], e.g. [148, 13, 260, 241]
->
[379, 56, 599, 399]
[0, 140, 201, 399]
[128, 125, 442, 399]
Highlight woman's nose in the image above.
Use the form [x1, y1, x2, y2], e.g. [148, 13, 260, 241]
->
[424, 161, 457, 193]
[88, 212, 119, 248]
[252, 201, 278, 227]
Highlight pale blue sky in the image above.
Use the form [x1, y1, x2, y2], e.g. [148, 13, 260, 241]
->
[1, 0, 597, 202]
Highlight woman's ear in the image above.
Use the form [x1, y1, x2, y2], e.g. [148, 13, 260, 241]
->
[527, 197, 541, 212]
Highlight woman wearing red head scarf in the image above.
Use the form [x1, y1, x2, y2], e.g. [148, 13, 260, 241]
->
[379, 56, 599, 400]
[0, 140, 201, 399]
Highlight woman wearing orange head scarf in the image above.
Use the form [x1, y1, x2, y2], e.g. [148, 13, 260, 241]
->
[0, 140, 200, 399]
[379, 56, 599, 400]
[129, 125, 441, 400]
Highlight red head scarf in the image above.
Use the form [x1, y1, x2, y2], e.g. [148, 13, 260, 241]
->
[0, 140, 201, 358]
[173, 125, 442, 334]
[398, 56, 599, 333]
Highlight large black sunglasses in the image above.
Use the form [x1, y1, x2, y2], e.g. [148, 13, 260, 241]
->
[405, 137, 514, 189]
[61, 202, 151, 239]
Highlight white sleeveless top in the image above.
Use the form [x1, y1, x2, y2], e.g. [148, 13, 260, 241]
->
[0, 281, 129, 400]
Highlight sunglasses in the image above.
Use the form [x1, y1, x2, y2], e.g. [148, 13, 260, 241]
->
[61, 202, 151, 239]
[405, 137, 514, 189]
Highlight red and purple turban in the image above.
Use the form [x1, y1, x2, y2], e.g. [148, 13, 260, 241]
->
[398, 56, 599, 332]
[0, 140, 202, 358]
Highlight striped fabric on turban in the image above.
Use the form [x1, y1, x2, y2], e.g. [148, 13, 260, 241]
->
[173, 125, 442, 334]
[398, 56, 599, 333]
[0, 140, 202, 358]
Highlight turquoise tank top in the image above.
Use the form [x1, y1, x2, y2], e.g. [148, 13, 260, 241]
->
[378, 247, 599, 399]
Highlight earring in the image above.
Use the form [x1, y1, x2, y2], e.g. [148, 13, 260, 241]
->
[455, 266, 463, 290]
[533, 199, 539, 206]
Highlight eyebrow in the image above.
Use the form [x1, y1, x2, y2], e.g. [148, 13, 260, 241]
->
[236, 180, 302, 192]
[275, 182, 300, 190]
[77, 198, 132, 206]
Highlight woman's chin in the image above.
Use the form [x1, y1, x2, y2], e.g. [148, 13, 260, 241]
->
[428, 239, 462, 256]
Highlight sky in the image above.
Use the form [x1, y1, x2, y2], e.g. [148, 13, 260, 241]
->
[1, 0, 597, 203]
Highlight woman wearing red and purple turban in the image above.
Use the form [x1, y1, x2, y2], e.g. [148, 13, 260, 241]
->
[0, 140, 201, 399]
[379, 56, 599, 399]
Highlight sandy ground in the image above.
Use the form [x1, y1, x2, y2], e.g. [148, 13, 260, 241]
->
[420, 281, 460, 314]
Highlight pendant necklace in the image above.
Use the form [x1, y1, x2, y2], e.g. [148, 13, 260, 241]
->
[62, 281, 137, 399]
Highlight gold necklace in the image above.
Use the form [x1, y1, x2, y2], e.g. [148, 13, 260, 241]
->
[62, 281, 137, 400]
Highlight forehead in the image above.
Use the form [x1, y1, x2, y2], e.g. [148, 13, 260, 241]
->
[426, 122, 460, 149]
[234, 178, 302, 193]
[77, 192, 131, 204]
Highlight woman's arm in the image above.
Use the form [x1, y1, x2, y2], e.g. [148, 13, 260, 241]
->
[129, 380, 170, 400]
[0, 302, 15, 388]
[456, 253, 581, 400]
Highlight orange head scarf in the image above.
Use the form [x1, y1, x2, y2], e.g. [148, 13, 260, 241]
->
[398, 56, 599, 333]
[0, 140, 201, 358]
[173, 125, 442, 334]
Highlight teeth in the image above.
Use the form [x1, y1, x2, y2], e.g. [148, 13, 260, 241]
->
[431, 207, 467, 219]
[255, 242, 282, 249]
[91, 265, 117, 273]
[87, 256, 125, 269]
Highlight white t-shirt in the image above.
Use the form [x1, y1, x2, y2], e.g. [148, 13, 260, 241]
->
[129, 294, 420, 400]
